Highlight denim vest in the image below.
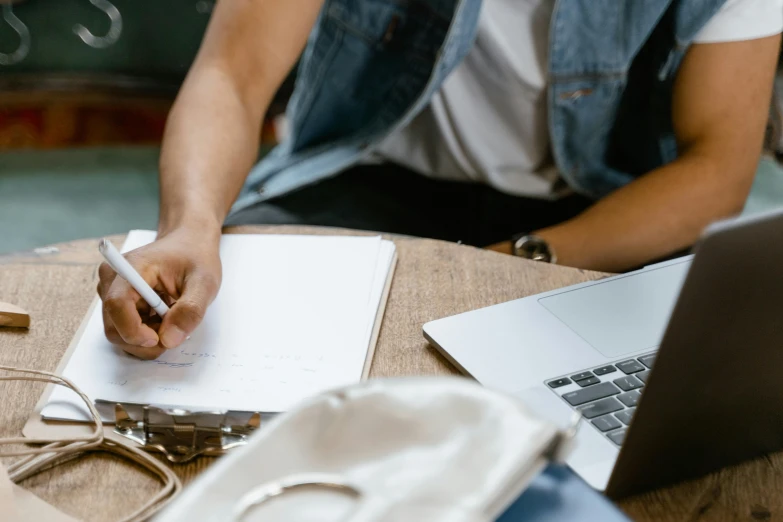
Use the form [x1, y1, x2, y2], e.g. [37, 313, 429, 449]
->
[231, 0, 727, 214]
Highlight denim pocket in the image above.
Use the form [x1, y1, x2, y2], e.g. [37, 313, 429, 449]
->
[324, 0, 446, 101]
[289, 0, 446, 148]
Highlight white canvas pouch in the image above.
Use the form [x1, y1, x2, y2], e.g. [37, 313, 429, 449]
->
[155, 377, 578, 522]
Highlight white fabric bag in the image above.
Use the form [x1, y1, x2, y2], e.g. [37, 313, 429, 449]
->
[155, 377, 578, 522]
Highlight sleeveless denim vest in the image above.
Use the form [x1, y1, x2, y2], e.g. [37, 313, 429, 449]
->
[231, 0, 728, 214]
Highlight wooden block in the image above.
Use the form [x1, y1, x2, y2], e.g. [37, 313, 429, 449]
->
[0, 301, 30, 328]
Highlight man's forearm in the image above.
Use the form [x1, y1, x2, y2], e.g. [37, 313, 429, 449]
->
[537, 36, 779, 273]
[157, 66, 268, 238]
[535, 151, 753, 272]
[155, 0, 324, 238]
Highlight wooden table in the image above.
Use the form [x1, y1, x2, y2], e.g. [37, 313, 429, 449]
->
[1, 226, 780, 521]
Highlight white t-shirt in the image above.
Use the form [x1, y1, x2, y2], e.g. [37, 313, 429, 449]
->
[375, 0, 783, 199]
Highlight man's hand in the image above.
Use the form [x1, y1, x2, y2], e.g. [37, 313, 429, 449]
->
[97, 227, 221, 359]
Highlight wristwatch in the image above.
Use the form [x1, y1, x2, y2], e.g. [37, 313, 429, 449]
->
[512, 234, 557, 264]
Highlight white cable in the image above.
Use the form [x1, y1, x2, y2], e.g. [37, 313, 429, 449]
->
[0, 365, 182, 521]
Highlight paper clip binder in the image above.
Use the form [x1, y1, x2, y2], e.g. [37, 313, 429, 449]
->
[24, 233, 398, 461]
[95, 400, 263, 463]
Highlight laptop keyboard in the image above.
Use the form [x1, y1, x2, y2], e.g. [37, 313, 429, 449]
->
[546, 352, 656, 447]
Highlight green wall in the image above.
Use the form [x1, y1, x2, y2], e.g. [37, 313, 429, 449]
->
[0, 0, 211, 87]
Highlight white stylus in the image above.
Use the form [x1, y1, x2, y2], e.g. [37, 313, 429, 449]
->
[98, 238, 170, 317]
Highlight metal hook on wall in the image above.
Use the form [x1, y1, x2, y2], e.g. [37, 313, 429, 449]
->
[73, 0, 122, 49]
[195, 1, 215, 15]
[0, 4, 31, 66]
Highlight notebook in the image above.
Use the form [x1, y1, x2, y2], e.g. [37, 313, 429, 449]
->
[39, 231, 397, 422]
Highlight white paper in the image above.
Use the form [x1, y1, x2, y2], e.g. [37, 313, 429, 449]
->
[43, 231, 396, 421]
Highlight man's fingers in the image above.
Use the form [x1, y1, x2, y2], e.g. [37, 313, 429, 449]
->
[102, 310, 125, 345]
[159, 271, 219, 349]
[97, 262, 117, 298]
[103, 306, 166, 359]
[121, 343, 167, 360]
[103, 309, 161, 340]
[103, 319, 166, 359]
[103, 278, 160, 347]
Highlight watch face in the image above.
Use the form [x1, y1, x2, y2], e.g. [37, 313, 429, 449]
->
[514, 235, 553, 263]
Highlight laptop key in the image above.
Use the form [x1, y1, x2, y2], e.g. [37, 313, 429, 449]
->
[593, 365, 616, 376]
[562, 382, 620, 406]
[608, 429, 627, 446]
[577, 397, 623, 419]
[592, 415, 622, 432]
[547, 378, 572, 389]
[636, 370, 651, 384]
[617, 390, 641, 407]
[570, 371, 594, 382]
[615, 408, 636, 425]
[617, 360, 645, 374]
[577, 376, 600, 387]
[613, 375, 643, 392]
[638, 354, 656, 368]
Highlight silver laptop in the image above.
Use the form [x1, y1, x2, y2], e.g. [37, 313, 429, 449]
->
[424, 209, 783, 498]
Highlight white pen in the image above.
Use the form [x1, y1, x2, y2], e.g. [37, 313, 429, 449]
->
[98, 238, 170, 317]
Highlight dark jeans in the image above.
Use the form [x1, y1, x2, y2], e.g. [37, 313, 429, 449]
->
[226, 163, 593, 247]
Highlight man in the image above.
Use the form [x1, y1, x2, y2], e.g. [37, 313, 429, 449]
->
[99, 0, 782, 358]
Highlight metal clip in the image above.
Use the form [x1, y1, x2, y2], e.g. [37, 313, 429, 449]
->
[102, 402, 262, 463]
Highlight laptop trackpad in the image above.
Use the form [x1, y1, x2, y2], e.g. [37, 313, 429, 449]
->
[538, 260, 691, 358]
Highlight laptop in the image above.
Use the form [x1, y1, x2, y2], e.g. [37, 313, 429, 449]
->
[423, 209, 783, 498]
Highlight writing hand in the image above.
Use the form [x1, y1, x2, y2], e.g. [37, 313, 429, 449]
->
[97, 227, 221, 359]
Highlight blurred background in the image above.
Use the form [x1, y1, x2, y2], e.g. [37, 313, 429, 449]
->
[1, 0, 782, 254]
[0, 0, 288, 254]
